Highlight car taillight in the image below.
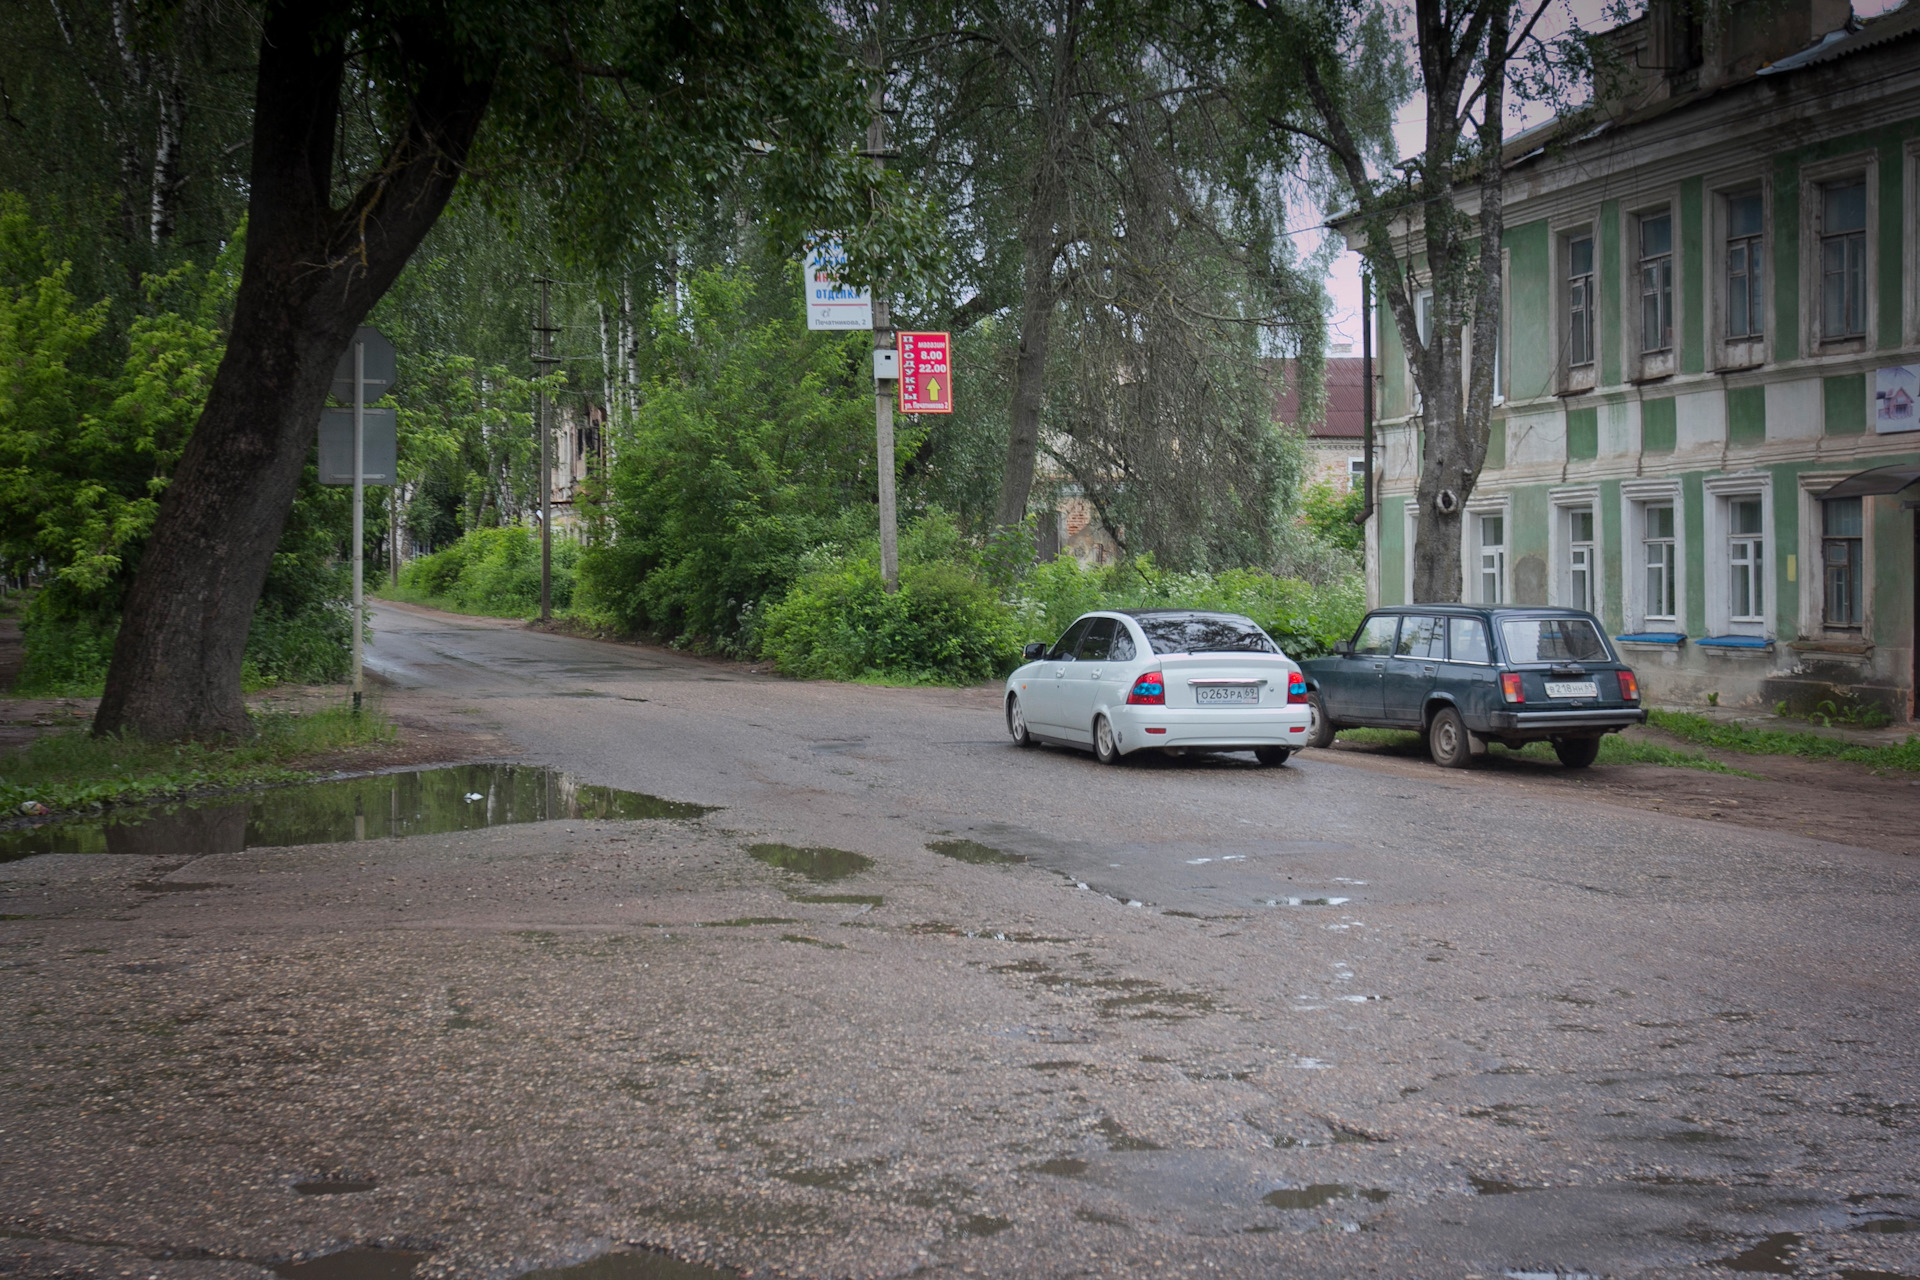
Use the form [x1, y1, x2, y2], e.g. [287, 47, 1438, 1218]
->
[1287, 672, 1308, 704]
[1127, 672, 1165, 705]
[1500, 672, 1525, 704]
[1618, 670, 1639, 702]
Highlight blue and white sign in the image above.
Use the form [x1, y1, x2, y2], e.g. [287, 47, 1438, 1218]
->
[804, 239, 872, 331]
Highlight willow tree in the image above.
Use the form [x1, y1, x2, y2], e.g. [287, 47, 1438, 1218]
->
[94, 0, 926, 740]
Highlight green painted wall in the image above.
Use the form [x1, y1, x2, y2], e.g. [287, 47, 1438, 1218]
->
[1773, 155, 1800, 359]
[1567, 406, 1599, 460]
[1504, 220, 1552, 399]
[1487, 415, 1507, 471]
[1728, 386, 1766, 446]
[1511, 486, 1552, 604]
[1380, 301, 1407, 419]
[1870, 461, 1917, 648]
[1824, 373, 1866, 435]
[1680, 177, 1705, 374]
[1380, 495, 1407, 606]
[1600, 201, 1622, 387]
[1769, 463, 1801, 636]
[1599, 478, 1624, 632]
[1880, 136, 1907, 351]
[1642, 396, 1677, 453]
[1682, 472, 1707, 635]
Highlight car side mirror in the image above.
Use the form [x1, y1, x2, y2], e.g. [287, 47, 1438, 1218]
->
[1023, 642, 1047, 661]
[1333, 640, 1353, 657]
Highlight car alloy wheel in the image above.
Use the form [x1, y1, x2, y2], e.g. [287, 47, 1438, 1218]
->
[1305, 691, 1336, 749]
[1094, 715, 1121, 765]
[1008, 695, 1033, 748]
[1428, 706, 1471, 769]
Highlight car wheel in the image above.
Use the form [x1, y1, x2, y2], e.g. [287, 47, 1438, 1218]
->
[1427, 706, 1472, 769]
[1552, 736, 1602, 769]
[1093, 715, 1122, 765]
[1305, 691, 1336, 749]
[1007, 694, 1034, 748]
[1254, 746, 1292, 767]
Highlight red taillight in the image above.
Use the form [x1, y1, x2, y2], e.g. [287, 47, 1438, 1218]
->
[1618, 670, 1639, 702]
[1500, 672, 1525, 704]
[1127, 672, 1166, 705]
[1287, 671, 1308, 704]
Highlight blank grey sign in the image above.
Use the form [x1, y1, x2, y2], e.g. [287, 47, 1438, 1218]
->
[318, 407, 397, 484]
[330, 325, 397, 403]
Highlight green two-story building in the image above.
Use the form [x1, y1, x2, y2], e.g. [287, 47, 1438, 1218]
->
[1356, 0, 1920, 722]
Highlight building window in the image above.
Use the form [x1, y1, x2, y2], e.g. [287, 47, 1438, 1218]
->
[1567, 233, 1594, 368]
[1568, 507, 1595, 612]
[1348, 457, 1366, 491]
[1640, 213, 1674, 354]
[1727, 498, 1764, 622]
[1821, 178, 1867, 341]
[1479, 514, 1506, 604]
[1643, 504, 1677, 621]
[1822, 496, 1863, 628]
[1726, 192, 1764, 339]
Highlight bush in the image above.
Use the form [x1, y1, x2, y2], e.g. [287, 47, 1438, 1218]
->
[761, 558, 1021, 685]
[397, 525, 578, 617]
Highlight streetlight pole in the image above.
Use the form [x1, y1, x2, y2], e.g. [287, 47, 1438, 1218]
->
[351, 335, 365, 714]
[534, 276, 556, 622]
[870, 2, 898, 593]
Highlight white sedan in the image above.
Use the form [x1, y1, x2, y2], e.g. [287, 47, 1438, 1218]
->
[1003, 610, 1313, 765]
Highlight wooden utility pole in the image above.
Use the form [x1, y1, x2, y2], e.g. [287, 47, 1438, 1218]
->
[869, 1, 898, 593]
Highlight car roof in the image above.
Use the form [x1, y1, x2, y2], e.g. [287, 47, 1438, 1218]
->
[1116, 609, 1257, 620]
[1372, 605, 1599, 618]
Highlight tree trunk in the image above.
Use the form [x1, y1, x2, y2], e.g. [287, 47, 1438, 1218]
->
[994, 180, 1062, 530]
[92, 3, 493, 740]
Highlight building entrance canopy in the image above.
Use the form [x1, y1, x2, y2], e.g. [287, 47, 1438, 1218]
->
[1820, 464, 1920, 500]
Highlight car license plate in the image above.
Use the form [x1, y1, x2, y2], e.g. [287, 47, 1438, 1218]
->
[1545, 680, 1598, 699]
[1194, 685, 1259, 705]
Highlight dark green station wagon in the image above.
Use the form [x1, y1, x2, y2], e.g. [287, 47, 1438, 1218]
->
[1299, 606, 1646, 769]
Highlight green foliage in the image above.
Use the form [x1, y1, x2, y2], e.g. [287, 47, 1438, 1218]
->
[1648, 709, 1919, 772]
[575, 263, 905, 653]
[395, 525, 579, 617]
[1010, 556, 1367, 660]
[0, 704, 394, 817]
[0, 200, 354, 694]
[1333, 727, 1751, 775]
[761, 558, 1022, 685]
[1300, 480, 1366, 556]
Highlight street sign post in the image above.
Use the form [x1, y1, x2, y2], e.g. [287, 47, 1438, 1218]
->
[803, 240, 873, 331]
[897, 332, 952, 414]
[320, 325, 397, 714]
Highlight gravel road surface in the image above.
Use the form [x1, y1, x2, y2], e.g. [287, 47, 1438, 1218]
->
[1, 602, 1914, 1280]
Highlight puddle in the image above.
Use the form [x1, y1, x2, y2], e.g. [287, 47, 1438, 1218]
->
[1030, 1158, 1089, 1177]
[272, 1249, 429, 1280]
[779, 934, 845, 949]
[1093, 1117, 1162, 1151]
[1711, 1232, 1802, 1273]
[747, 843, 873, 882]
[1, 765, 712, 863]
[926, 839, 1026, 866]
[517, 1248, 737, 1280]
[956, 1214, 1012, 1237]
[1263, 1184, 1390, 1210]
[787, 893, 881, 907]
[293, 1179, 377, 1195]
[1856, 1218, 1920, 1233]
[1469, 1176, 1530, 1195]
[701, 917, 800, 927]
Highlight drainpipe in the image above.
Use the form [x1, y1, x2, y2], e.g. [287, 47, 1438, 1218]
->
[1357, 270, 1375, 526]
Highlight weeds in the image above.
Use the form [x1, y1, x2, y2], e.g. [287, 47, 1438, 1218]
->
[1649, 709, 1919, 772]
[0, 703, 395, 816]
[1331, 727, 1747, 774]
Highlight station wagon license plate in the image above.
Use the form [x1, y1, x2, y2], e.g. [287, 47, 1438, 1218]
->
[1544, 680, 1599, 699]
[1194, 685, 1259, 705]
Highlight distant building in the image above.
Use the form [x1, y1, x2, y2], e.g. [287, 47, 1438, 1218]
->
[1343, 0, 1920, 721]
[1272, 355, 1368, 491]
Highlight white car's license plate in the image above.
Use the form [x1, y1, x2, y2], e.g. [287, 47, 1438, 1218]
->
[1194, 685, 1259, 705]
[1545, 680, 1599, 699]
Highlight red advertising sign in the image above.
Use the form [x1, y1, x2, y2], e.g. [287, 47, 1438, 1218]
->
[897, 332, 952, 414]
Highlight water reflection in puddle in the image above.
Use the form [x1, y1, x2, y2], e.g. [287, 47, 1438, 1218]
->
[518, 1248, 736, 1279]
[1263, 1183, 1390, 1210]
[0, 765, 713, 863]
[273, 1249, 429, 1280]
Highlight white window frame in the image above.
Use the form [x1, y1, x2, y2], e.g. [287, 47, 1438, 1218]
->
[1559, 223, 1597, 394]
[1403, 499, 1419, 604]
[1465, 494, 1511, 605]
[1347, 456, 1367, 491]
[1703, 473, 1771, 638]
[1798, 472, 1872, 639]
[1800, 152, 1878, 357]
[1549, 486, 1601, 614]
[1622, 479, 1683, 632]
[1711, 177, 1769, 370]
[1631, 201, 1678, 381]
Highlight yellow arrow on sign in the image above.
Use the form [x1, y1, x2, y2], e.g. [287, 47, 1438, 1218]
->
[926, 376, 941, 402]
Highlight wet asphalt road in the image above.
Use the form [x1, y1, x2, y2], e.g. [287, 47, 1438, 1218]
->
[1, 602, 1916, 1280]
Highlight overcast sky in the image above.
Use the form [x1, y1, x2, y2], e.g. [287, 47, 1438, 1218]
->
[1312, 0, 1905, 354]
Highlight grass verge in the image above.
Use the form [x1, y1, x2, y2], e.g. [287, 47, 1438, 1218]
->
[0, 703, 396, 816]
[1647, 709, 1920, 772]
[1333, 726, 1749, 775]
[372, 583, 530, 619]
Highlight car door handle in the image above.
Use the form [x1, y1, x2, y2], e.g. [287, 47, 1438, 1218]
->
[1423, 665, 1435, 675]
[1089, 668, 1102, 679]
[1371, 662, 1385, 670]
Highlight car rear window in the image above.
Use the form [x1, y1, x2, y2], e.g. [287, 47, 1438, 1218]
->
[1499, 617, 1612, 664]
[1136, 614, 1279, 655]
